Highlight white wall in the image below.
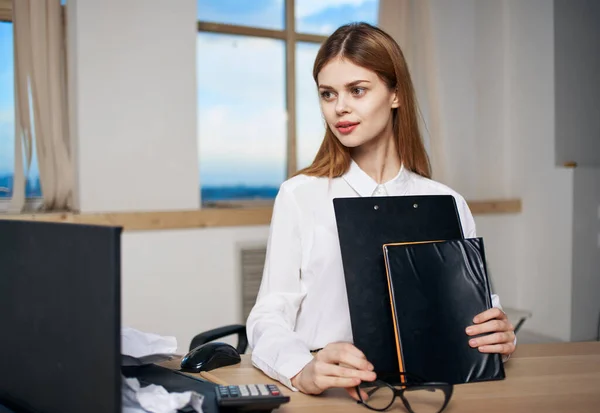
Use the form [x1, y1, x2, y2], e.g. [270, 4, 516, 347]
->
[506, 0, 574, 341]
[571, 168, 600, 341]
[67, 0, 272, 353]
[68, 0, 200, 213]
[121, 226, 269, 353]
[430, 0, 575, 341]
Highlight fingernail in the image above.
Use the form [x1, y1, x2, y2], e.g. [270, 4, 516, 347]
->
[368, 364, 374, 371]
[469, 339, 477, 347]
[466, 327, 474, 334]
[473, 317, 479, 323]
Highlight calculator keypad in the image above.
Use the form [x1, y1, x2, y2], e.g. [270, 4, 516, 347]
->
[217, 384, 282, 398]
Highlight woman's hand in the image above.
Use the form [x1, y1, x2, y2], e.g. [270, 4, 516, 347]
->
[290, 342, 376, 398]
[466, 307, 516, 357]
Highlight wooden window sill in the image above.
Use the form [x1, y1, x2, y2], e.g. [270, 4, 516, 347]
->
[0, 199, 522, 231]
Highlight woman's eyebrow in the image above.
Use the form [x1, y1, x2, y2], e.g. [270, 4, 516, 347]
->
[318, 80, 371, 90]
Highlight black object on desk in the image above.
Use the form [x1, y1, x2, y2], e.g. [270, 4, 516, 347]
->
[333, 195, 464, 385]
[0, 220, 122, 413]
[122, 364, 290, 413]
[215, 384, 290, 412]
[122, 364, 219, 413]
[383, 238, 505, 384]
[181, 342, 241, 373]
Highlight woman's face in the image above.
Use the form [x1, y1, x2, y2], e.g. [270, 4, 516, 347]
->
[317, 58, 399, 149]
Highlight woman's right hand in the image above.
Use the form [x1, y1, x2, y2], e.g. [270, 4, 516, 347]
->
[290, 342, 376, 398]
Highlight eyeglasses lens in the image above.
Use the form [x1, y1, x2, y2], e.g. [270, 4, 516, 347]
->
[402, 386, 447, 413]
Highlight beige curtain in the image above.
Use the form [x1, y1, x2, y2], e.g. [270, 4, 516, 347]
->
[9, 0, 73, 212]
[378, 0, 446, 182]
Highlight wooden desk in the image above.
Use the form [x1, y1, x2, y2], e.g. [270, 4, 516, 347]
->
[169, 342, 600, 412]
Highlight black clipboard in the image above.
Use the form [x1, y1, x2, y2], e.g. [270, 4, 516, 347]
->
[333, 195, 464, 384]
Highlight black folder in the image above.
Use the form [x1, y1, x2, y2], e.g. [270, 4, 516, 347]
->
[333, 195, 464, 384]
[383, 238, 505, 385]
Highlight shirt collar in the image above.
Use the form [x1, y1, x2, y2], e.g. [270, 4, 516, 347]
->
[342, 159, 410, 197]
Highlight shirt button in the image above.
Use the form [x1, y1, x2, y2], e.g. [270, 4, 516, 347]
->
[373, 185, 387, 196]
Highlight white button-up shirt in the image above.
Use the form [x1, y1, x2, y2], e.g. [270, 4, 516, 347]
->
[246, 160, 502, 390]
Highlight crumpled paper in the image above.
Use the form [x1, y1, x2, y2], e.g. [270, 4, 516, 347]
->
[121, 327, 204, 413]
[122, 375, 204, 413]
[121, 327, 178, 366]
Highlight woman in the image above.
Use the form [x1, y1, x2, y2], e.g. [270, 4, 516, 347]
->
[246, 22, 515, 398]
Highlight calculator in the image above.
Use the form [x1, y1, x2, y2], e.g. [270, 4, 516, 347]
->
[215, 384, 290, 412]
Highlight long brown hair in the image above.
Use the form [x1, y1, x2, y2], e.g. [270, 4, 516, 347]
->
[296, 22, 431, 179]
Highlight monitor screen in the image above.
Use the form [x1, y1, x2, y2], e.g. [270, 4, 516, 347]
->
[0, 220, 122, 413]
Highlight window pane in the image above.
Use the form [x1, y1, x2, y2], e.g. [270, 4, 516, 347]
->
[295, 0, 379, 36]
[0, 22, 41, 200]
[0, 22, 15, 199]
[197, 33, 286, 205]
[198, 0, 285, 31]
[296, 42, 324, 170]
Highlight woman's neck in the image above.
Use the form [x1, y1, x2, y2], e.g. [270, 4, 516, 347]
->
[350, 128, 400, 184]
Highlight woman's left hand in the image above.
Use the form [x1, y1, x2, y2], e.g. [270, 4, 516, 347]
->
[466, 307, 516, 357]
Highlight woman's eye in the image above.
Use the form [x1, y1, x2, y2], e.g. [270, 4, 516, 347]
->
[352, 87, 366, 96]
[320, 91, 334, 100]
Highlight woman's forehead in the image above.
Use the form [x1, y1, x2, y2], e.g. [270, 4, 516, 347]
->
[317, 58, 378, 86]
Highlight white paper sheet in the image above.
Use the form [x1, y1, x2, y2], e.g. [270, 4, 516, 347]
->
[121, 327, 178, 366]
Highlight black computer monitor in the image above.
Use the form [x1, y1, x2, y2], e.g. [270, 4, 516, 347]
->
[0, 220, 122, 413]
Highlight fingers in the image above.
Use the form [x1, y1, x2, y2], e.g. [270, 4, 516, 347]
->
[314, 376, 361, 390]
[473, 307, 506, 324]
[468, 331, 515, 348]
[346, 386, 369, 401]
[465, 308, 516, 358]
[466, 319, 514, 336]
[317, 343, 374, 372]
[314, 360, 377, 383]
[477, 342, 516, 355]
[322, 342, 369, 361]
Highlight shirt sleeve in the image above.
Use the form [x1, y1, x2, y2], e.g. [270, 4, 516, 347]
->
[456, 195, 516, 361]
[246, 184, 314, 391]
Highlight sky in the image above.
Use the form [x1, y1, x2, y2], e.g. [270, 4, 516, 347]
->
[197, 0, 379, 186]
[0, 22, 15, 176]
[0, 1, 379, 187]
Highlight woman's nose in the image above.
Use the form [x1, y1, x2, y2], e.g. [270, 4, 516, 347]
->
[335, 94, 351, 115]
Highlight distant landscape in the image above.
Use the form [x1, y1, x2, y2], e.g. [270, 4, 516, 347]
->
[201, 185, 278, 203]
[0, 174, 277, 203]
[0, 174, 41, 198]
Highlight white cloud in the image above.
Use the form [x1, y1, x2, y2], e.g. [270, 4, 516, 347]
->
[198, 104, 287, 163]
[197, 34, 285, 104]
[295, 0, 372, 18]
[296, 44, 326, 168]
[0, 107, 14, 124]
[197, 35, 329, 176]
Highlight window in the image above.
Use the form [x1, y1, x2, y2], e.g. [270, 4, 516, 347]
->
[197, 0, 379, 206]
[0, 20, 41, 206]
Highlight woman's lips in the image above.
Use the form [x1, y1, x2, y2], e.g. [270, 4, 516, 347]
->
[335, 121, 359, 135]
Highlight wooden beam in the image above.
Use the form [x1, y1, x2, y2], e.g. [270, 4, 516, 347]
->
[296, 32, 328, 43]
[468, 198, 522, 215]
[1, 199, 522, 231]
[285, 0, 297, 177]
[197, 22, 286, 40]
[0, 0, 12, 22]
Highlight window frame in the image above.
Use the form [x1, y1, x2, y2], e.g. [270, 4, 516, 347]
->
[197, 0, 329, 207]
[0, 1, 67, 213]
[0, 1, 37, 213]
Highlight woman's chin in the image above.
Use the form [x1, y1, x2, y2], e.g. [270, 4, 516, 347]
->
[335, 134, 368, 148]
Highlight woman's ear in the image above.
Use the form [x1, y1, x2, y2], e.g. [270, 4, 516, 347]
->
[391, 89, 400, 108]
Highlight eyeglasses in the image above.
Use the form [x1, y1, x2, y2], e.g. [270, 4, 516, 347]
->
[355, 373, 453, 413]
